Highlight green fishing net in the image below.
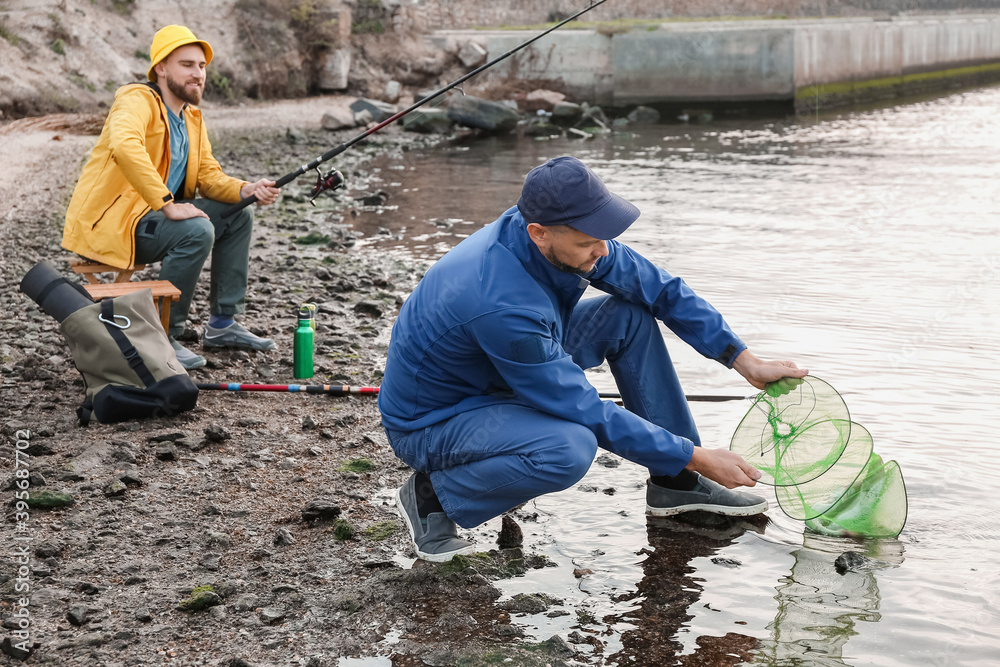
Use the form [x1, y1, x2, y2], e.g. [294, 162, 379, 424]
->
[730, 376, 907, 538]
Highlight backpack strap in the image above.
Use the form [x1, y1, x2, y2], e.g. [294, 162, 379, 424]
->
[100, 299, 157, 388]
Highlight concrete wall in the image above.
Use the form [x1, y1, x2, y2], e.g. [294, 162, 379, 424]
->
[613, 26, 795, 103]
[394, 0, 1000, 31]
[437, 15, 1000, 109]
[795, 15, 1000, 84]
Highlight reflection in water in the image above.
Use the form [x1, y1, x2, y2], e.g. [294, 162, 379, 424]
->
[757, 535, 904, 666]
[603, 510, 904, 666]
[608, 513, 768, 666]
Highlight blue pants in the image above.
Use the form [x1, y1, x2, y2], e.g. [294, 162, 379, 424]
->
[387, 296, 700, 529]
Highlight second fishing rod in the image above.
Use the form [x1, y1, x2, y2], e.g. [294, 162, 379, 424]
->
[221, 0, 611, 218]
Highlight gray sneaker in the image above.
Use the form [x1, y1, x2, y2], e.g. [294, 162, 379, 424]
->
[646, 475, 768, 517]
[169, 337, 206, 370]
[395, 473, 476, 562]
[202, 322, 275, 351]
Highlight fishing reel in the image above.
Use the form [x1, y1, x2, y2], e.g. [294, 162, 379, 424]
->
[308, 168, 345, 206]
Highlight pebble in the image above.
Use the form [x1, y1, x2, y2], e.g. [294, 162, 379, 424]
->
[231, 594, 259, 613]
[273, 528, 296, 546]
[301, 499, 342, 523]
[104, 481, 127, 498]
[111, 447, 137, 463]
[66, 605, 90, 626]
[119, 471, 143, 487]
[154, 444, 178, 461]
[200, 553, 223, 571]
[259, 606, 286, 624]
[204, 423, 231, 442]
[34, 540, 62, 558]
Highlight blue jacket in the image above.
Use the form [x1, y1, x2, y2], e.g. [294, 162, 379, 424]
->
[379, 206, 746, 474]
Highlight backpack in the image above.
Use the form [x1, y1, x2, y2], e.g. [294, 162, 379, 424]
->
[60, 289, 199, 425]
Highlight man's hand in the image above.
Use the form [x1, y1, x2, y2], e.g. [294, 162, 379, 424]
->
[732, 349, 808, 393]
[686, 446, 762, 489]
[240, 178, 280, 206]
[161, 202, 209, 220]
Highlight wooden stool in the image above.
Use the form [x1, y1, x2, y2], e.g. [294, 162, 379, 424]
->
[70, 260, 180, 333]
[70, 259, 146, 284]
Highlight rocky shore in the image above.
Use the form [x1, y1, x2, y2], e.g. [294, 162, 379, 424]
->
[0, 100, 594, 666]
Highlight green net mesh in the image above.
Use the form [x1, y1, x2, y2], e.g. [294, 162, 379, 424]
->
[731, 376, 907, 538]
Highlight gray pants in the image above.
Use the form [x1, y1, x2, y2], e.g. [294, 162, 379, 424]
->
[135, 199, 254, 338]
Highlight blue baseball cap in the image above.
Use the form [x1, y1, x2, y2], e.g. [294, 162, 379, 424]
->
[516, 156, 640, 240]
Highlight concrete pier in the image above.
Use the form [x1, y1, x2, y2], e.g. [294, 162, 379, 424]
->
[431, 14, 1000, 111]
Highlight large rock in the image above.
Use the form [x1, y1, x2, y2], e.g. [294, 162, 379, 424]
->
[551, 101, 583, 125]
[447, 95, 520, 133]
[321, 107, 357, 131]
[627, 105, 661, 124]
[457, 40, 487, 69]
[402, 108, 453, 134]
[319, 48, 351, 91]
[350, 98, 396, 123]
[525, 89, 566, 112]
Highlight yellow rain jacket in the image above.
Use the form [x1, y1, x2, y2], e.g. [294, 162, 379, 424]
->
[62, 82, 245, 269]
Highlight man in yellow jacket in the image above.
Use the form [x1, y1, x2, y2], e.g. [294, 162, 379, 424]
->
[62, 25, 279, 369]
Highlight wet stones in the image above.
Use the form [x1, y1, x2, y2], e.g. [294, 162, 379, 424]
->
[501, 592, 563, 614]
[835, 550, 873, 574]
[627, 105, 661, 124]
[447, 95, 520, 133]
[273, 528, 296, 546]
[178, 586, 222, 612]
[401, 108, 453, 134]
[154, 444, 177, 461]
[259, 606, 286, 625]
[103, 480, 127, 498]
[204, 423, 232, 443]
[301, 499, 342, 523]
[1, 636, 31, 660]
[66, 605, 92, 627]
[497, 515, 523, 549]
[25, 490, 73, 509]
[353, 301, 384, 318]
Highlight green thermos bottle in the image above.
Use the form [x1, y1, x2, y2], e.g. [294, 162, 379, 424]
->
[293, 305, 314, 379]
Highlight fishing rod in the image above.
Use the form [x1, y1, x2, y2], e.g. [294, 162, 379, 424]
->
[197, 383, 377, 396]
[196, 383, 750, 402]
[222, 0, 611, 217]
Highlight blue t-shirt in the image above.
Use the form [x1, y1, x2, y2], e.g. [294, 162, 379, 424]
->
[165, 106, 189, 197]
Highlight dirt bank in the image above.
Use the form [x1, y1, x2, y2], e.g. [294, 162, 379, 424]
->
[0, 98, 591, 666]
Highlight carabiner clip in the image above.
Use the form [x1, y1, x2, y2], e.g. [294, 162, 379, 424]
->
[98, 313, 131, 329]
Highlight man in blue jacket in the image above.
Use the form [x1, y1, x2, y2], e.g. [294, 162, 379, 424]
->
[380, 156, 807, 561]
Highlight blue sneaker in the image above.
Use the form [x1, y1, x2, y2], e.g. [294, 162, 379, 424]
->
[202, 322, 275, 351]
[395, 473, 476, 562]
[646, 475, 768, 517]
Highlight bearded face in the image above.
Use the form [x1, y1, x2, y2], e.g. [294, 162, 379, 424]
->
[155, 43, 207, 107]
[163, 70, 203, 106]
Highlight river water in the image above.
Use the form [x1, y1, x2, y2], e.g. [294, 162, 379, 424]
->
[345, 86, 1000, 665]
